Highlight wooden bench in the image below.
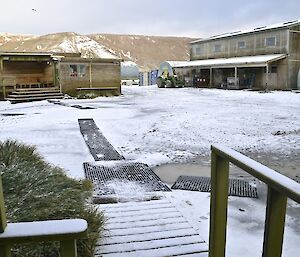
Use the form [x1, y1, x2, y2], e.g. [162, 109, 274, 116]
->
[0, 176, 87, 257]
[77, 87, 119, 91]
[77, 87, 121, 97]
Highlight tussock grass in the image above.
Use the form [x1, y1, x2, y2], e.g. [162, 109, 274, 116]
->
[0, 140, 104, 257]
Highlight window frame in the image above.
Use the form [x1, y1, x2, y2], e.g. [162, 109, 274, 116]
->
[237, 41, 246, 49]
[69, 64, 86, 78]
[214, 44, 222, 53]
[265, 36, 276, 47]
[195, 47, 202, 55]
[271, 66, 277, 74]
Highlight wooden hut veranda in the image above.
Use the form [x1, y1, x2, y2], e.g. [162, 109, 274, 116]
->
[0, 52, 121, 102]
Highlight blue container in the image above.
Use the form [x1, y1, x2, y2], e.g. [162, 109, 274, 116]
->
[150, 70, 158, 85]
[148, 71, 152, 86]
[139, 72, 144, 86]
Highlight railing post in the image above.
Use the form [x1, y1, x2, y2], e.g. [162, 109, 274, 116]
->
[0, 245, 12, 257]
[60, 240, 77, 257]
[262, 186, 287, 257]
[0, 175, 7, 233]
[209, 149, 229, 257]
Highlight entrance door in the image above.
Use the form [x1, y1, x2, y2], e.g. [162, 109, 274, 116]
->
[269, 66, 278, 89]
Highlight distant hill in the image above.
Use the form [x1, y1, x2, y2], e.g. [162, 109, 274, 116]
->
[0, 32, 116, 59]
[0, 32, 196, 71]
[89, 34, 195, 70]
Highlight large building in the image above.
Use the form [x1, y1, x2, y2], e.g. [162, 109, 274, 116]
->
[0, 52, 121, 102]
[171, 19, 300, 90]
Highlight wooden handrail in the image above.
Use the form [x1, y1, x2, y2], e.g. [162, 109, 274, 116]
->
[209, 144, 300, 257]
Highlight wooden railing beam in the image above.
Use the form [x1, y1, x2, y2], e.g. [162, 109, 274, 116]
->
[209, 144, 300, 257]
[0, 175, 7, 233]
[262, 186, 287, 257]
[60, 239, 77, 257]
[209, 151, 229, 257]
[0, 245, 11, 257]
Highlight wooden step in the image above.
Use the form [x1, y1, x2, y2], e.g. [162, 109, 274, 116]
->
[13, 89, 60, 95]
[96, 199, 208, 257]
[8, 92, 63, 98]
[5, 94, 64, 103]
[15, 87, 58, 92]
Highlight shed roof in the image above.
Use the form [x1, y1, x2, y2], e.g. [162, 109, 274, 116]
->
[171, 54, 287, 68]
[0, 52, 53, 57]
[191, 19, 300, 44]
[164, 61, 189, 67]
[59, 57, 121, 63]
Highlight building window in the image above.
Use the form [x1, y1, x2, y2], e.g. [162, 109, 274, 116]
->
[237, 41, 246, 49]
[271, 66, 277, 73]
[265, 36, 276, 47]
[70, 65, 78, 77]
[69, 64, 86, 77]
[214, 44, 222, 52]
[195, 47, 201, 55]
[78, 65, 86, 77]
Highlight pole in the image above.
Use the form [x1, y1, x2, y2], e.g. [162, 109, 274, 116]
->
[234, 67, 238, 88]
[266, 64, 269, 90]
[210, 68, 213, 88]
[89, 61, 92, 88]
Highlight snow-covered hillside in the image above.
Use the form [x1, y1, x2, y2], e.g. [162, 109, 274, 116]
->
[0, 32, 118, 59]
[52, 34, 117, 59]
[0, 32, 194, 69]
[90, 34, 193, 70]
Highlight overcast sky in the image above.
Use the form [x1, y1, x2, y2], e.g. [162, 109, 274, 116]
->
[1, 0, 299, 38]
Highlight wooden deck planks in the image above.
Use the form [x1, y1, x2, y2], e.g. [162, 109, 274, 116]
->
[96, 199, 208, 257]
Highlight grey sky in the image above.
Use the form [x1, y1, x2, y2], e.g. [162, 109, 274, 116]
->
[1, 0, 299, 38]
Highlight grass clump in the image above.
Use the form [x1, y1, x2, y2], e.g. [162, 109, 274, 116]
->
[0, 140, 104, 257]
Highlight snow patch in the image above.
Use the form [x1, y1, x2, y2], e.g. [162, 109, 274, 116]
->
[55, 35, 118, 59]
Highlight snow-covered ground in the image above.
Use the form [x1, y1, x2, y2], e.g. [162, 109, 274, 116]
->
[0, 86, 299, 256]
[2, 86, 299, 177]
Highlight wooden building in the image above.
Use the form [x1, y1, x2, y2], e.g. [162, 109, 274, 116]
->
[173, 19, 300, 90]
[0, 52, 121, 102]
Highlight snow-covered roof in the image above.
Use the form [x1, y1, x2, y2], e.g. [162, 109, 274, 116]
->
[163, 61, 188, 67]
[0, 52, 53, 56]
[121, 61, 138, 67]
[172, 54, 287, 68]
[191, 19, 300, 44]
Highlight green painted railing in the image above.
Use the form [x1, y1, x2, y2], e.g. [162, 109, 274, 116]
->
[0, 174, 87, 257]
[209, 144, 300, 257]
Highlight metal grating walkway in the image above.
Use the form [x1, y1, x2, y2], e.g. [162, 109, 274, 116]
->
[49, 100, 97, 109]
[84, 162, 171, 197]
[78, 119, 124, 161]
[171, 176, 258, 198]
[95, 199, 208, 257]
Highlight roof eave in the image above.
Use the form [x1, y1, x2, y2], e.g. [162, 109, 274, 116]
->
[190, 22, 300, 45]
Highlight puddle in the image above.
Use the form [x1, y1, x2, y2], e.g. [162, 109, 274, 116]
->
[153, 163, 253, 184]
[154, 163, 210, 184]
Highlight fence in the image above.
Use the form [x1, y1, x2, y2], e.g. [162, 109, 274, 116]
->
[209, 144, 300, 257]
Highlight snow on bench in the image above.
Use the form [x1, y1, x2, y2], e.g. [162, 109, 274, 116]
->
[0, 219, 87, 244]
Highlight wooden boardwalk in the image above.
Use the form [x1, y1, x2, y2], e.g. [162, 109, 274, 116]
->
[95, 199, 208, 257]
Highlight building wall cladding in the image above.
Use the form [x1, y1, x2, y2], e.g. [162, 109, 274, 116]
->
[59, 61, 121, 94]
[288, 25, 300, 88]
[2, 61, 53, 85]
[189, 24, 300, 89]
[190, 29, 288, 60]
